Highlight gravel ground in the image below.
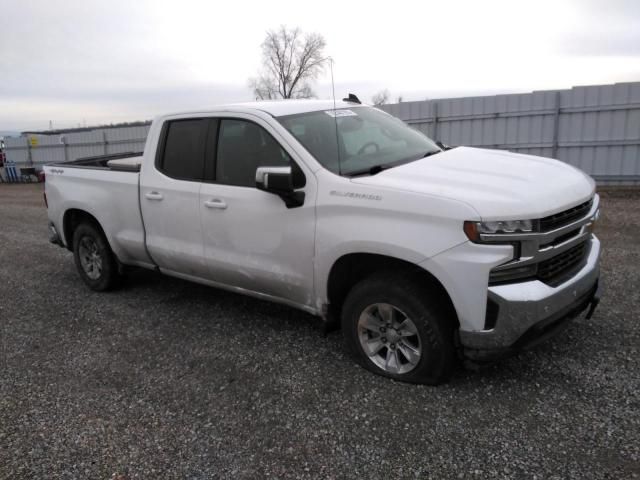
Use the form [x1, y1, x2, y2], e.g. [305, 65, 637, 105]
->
[0, 183, 638, 479]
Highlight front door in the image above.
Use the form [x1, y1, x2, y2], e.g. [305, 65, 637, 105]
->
[199, 117, 316, 307]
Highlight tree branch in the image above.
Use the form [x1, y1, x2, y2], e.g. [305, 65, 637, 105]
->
[250, 26, 326, 100]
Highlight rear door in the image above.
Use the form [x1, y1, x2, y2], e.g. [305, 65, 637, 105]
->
[198, 115, 316, 307]
[140, 118, 212, 277]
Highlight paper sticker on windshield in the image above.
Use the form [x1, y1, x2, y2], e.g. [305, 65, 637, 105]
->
[325, 109, 358, 118]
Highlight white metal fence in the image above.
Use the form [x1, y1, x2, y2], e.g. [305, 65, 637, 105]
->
[3, 81, 639, 185]
[2, 125, 149, 171]
[380, 82, 640, 185]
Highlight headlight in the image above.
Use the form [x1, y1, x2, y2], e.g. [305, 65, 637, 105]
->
[478, 219, 533, 234]
[463, 219, 534, 242]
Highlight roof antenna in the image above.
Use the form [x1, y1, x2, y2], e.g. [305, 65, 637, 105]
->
[328, 56, 343, 176]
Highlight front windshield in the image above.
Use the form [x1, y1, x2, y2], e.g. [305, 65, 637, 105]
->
[277, 106, 440, 175]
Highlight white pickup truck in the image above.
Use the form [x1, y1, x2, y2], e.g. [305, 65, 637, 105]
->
[44, 98, 601, 384]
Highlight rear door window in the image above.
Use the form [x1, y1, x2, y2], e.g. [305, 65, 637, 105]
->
[159, 119, 208, 180]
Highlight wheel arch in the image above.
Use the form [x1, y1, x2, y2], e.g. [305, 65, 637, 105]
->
[62, 208, 109, 252]
[326, 253, 459, 328]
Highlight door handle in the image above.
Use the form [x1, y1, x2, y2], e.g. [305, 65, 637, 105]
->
[145, 191, 164, 201]
[204, 199, 227, 209]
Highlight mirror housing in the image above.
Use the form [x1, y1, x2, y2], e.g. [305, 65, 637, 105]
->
[256, 166, 305, 208]
[256, 166, 293, 193]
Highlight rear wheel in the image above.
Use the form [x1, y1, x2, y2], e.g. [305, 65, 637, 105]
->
[72, 223, 121, 291]
[341, 272, 456, 384]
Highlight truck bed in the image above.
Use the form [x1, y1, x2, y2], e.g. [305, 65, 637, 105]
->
[51, 152, 143, 172]
[44, 151, 152, 268]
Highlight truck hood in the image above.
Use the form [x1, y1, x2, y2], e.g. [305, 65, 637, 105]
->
[350, 147, 595, 219]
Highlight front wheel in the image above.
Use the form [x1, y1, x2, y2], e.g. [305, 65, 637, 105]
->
[72, 223, 121, 291]
[341, 272, 457, 385]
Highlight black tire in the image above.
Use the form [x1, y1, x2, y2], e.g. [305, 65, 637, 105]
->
[72, 222, 121, 291]
[341, 271, 457, 385]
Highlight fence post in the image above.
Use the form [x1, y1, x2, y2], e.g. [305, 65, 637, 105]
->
[432, 101, 439, 140]
[62, 136, 68, 162]
[102, 130, 108, 155]
[27, 137, 33, 167]
[551, 91, 561, 158]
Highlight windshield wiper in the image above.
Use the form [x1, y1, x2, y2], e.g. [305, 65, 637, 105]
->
[345, 150, 443, 177]
[344, 164, 393, 177]
[422, 149, 442, 158]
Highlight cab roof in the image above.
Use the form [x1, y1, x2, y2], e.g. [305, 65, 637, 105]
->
[165, 99, 367, 119]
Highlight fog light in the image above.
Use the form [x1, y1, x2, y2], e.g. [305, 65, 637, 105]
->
[489, 264, 538, 284]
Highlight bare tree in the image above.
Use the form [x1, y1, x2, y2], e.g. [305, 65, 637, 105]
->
[371, 89, 390, 106]
[249, 26, 326, 100]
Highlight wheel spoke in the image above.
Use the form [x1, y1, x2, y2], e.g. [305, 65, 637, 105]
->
[385, 347, 400, 373]
[366, 338, 385, 356]
[397, 319, 418, 337]
[377, 304, 394, 324]
[361, 313, 384, 333]
[398, 341, 421, 365]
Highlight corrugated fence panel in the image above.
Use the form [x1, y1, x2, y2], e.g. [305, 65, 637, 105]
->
[3, 137, 29, 165]
[2, 125, 151, 171]
[105, 125, 149, 155]
[380, 81, 640, 185]
[31, 135, 65, 165]
[65, 130, 105, 161]
[3, 82, 639, 185]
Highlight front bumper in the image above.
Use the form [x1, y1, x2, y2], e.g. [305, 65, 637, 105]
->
[459, 236, 601, 361]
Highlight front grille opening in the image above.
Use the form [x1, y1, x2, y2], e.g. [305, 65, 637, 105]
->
[539, 199, 593, 232]
[489, 241, 590, 287]
[537, 241, 588, 286]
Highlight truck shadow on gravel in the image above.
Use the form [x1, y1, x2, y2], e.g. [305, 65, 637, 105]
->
[113, 267, 590, 387]
[120, 267, 325, 334]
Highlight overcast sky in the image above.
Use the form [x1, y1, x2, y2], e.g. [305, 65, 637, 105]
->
[1, 0, 639, 131]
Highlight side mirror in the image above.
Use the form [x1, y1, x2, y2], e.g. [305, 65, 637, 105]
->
[435, 140, 452, 151]
[256, 166, 305, 208]
[256, 166, 293, 193]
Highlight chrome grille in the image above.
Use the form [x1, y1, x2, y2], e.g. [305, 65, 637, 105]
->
[485, 194, 598, 287]
[537, 241, 588, 286]
[539, 199, 593, 232]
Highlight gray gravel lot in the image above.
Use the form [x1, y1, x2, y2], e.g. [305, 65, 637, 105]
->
[1, 184, 639, 479]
